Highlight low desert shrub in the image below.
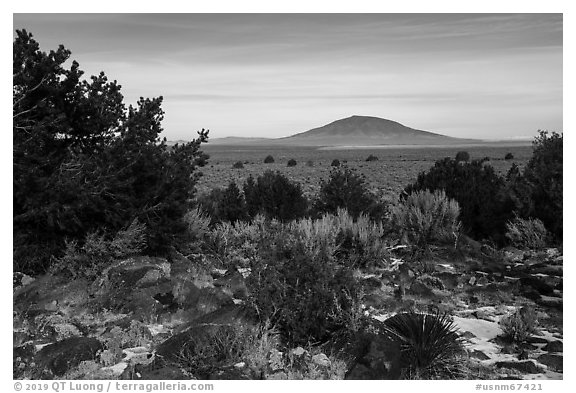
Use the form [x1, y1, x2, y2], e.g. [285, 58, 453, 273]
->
[523, 130, 563, 241]
[171, 323, 261, 378]
[404, 157, 514, 243]
[331, 159, 341, 167]
[505, 216, 549, 250]
[243, 171, 308, 221]
[289, 209, 392, 269]
[455, 151, 470, 162]
[366, 154, 379, 162]
[391, 189, 460, 249]
[232, 161, 244, 169]
[383, 312, 464, 379]
[314, 166, 386, 220]
[264, 155, 275, 163]
[499, 306, 538, 344]
[183, 207, 211, 241]
[505, 152, 514, 160]
[51, 219, 146, 280]
[287, 158, 298, 167]
[245, 226, 362, 346]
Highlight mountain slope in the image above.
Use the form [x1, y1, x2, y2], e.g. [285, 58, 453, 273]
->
[281, 115, 474, 146]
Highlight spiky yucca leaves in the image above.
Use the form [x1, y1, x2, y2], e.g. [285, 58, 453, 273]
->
[383, 312, 465, 379]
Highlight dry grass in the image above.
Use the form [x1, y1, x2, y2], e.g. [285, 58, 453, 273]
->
[197, 144, 532, 199]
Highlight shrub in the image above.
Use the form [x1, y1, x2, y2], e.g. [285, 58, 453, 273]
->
[314, 167, 384, 219]
[170, 323, 261, 378]
[239, 218, 364, 346]
[383, 312, 464, 379]
[455, 151, 470, 162]
[289, 209, 392, 269]
[331, 159, 341, 167]
[51, 219, 146, 280]
[404, 157, 514, 243]
[232, 161, 244, 169]
[264, 155, 275, 164]
[183, 207, 211, 241]
[391, 189, 460, 249]
[523, 130, 563, 241]
[366, 154, 379, 162]
[287, 158, 298, 167]
[499, 306, 538, 344]
[243, 171, 308, 221]
[505, 152, 514, 160]
[505, 216, 548, 250]
[306, 160, 314, 167]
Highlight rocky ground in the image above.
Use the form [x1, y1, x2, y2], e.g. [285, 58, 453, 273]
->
[13, 243, 563, 380]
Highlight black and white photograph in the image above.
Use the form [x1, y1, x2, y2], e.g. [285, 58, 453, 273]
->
[11, 9, 565, 385]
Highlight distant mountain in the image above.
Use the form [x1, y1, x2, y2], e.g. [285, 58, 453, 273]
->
[207, 136, 273, 145]
[280, 115, 476, 146]
[171, 115, 479, 147]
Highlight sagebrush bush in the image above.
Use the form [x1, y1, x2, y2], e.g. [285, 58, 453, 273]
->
[505, 152, 514, 160]
[505, 216, 549, 250]
[392, 189, 460, 248]
[331, 159, 341, 167]
[264, 155, 275, 163]
[232, 161, 244, 169]
[366, 154, 378, 162]
[222, 214, 367, 346]
[243, 171, 308, 221]
[51, 219, 146, 280]
[289, 209, 392, 268]
[287, 158, 298, 167]
[183, 207, 211, 241]
[499, 306, 538, 344]
[383, 312, 464, 379]
[404, 157, 514, 243]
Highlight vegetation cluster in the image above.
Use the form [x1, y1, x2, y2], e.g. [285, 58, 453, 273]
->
[13, 31, 563, 381]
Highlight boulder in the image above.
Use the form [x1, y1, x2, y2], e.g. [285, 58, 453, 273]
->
[344, 331, 402, 380]
[543, 340, 563, 353]
[495, 360, 543, 374]
[311, 353, 331, 368]
[536, 353, 563, 372]
[34, 337, 104, 377]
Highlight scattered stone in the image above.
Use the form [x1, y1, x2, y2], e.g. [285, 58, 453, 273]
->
[345, 331, 402, 380]
[469, 277, 477, 286]
[536, 353, 563, 372]
[34, 337, 104, 377]
[526, 336, 549, 344]
[495, 360, 543, 374]
[543, 340, 563, 353]
[469, 350, 490, 360]
[291, 346, 307, 357]
[234, 362, 246, 369]
[311, 353, 331, 368]
[460, 331, 477, 339]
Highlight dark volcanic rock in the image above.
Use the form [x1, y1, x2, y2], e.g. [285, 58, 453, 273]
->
[34, 337, 104, 377]
[345, 333, 402, 380]
[495, 360, 543, 374]
[520, 276, 555, 296]
[537, 354, 563, 372]
[543, 340, 563, 353]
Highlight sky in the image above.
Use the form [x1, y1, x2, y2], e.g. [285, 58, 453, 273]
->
[12, 13, 563, 141]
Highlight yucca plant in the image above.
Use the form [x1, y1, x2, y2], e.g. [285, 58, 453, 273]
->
[382, 312, 464, 379]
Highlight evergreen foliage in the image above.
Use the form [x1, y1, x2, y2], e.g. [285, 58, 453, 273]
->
[13, 30, 209, 273]
[243, 171, 308, 221]
[404, 158, 514, 243]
